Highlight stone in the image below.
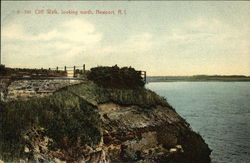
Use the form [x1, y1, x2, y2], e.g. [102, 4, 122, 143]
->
[0, 79, 83, 102]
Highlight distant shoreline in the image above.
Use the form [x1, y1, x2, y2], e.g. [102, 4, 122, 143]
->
[147, 75, 250, 82]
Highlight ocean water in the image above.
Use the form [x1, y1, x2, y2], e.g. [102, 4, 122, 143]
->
[146, 82, 250, 163]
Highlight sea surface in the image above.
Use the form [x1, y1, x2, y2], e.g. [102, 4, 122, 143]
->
[146, 82, 250, 163]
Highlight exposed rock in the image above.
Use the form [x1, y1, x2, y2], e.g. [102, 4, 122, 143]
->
[0, 79, 82, 102]
[0, 81, 211, 163]
[98, 103, 210, 163]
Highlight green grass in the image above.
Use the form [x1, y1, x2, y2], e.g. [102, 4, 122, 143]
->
[0, 80, 171, 161]
[0, 90, 101, 161]
[63, 81, 170, 108]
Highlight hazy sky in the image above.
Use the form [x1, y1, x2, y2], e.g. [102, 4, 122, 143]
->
[1, 1, 250, 76]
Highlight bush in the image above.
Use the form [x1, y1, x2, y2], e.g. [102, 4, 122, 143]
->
[87, 65, 145, 89]
[0, 65, 6, 76]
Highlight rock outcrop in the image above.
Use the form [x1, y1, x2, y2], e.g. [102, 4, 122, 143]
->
[98, 103, 211, 163]
[0, 79, 82, 102]
[0, 80, 211, 163]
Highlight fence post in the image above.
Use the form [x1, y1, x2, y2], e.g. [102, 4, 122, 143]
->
[144, 71, 146, 83]
[64, 66, 67, 72]
[56, 66, 58, 71]
[73, 66, 76, 77]
[83, 64, 85, 74]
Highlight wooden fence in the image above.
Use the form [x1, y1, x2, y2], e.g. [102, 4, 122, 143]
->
[1, 64, 147, 83]
[26, 66, 147, 83]
[139, 71, 147, 83]
[48, 64, 86, 77]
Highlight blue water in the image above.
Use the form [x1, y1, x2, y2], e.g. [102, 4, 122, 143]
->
[146, 82, 250, 163]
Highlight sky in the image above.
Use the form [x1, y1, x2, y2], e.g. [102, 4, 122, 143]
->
[1, 1, 250, 76]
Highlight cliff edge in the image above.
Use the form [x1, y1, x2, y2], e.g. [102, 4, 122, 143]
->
[0, 66, 211, 162]
[0, 80, 211, 163]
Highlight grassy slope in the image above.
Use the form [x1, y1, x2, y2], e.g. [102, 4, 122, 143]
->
[0, 81, 170, 161]
[63, 81, 169, 108]
[0, 88, 101, 161]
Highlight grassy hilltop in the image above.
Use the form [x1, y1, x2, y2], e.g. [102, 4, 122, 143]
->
[0, 66, 168, 161]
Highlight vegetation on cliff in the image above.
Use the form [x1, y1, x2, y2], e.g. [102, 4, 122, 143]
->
[0, 65, 66, 78]
[0, 90, 101, 161]
[0, 79, 171, 161]
[0, 66, 211, 162]
[63, 81, 170, 108]
[87, 65, 145, 89]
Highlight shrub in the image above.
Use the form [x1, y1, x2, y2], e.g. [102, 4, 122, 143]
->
[0, 65, 6, 76]
[87, 65, 145, 89]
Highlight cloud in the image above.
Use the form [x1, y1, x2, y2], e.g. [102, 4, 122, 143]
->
[2, 18, 102, 44]
[102, 33, 153, 54]
[36, 30, 60, 41]
[159, 17, 250, 65]
[1, 18, 103, 67]
[61, 19, 101, 43]
[1, 24, 21, 39]
[1, 16, 249, 75]
[165, 18, 250, 52]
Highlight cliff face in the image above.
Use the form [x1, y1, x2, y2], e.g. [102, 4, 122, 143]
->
[98, 104, 210, 163]
[0, 81, 211, 163]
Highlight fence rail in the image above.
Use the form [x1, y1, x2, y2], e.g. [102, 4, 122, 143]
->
[1, 64, 147, 83]
[0, 76, 85, 80]
[42, 64, 86, 78]
[139, 71, 147, 83]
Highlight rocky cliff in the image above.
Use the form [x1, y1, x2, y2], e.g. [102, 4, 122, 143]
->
[0, 80, 211, 163]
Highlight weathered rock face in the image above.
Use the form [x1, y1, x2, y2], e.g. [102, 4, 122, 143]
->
[97, 103, 211, 163]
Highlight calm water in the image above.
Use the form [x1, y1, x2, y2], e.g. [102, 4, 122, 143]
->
[146, 82, 250, 163]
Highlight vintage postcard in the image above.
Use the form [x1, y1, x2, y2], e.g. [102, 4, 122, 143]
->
[1, 1, 250, 163]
